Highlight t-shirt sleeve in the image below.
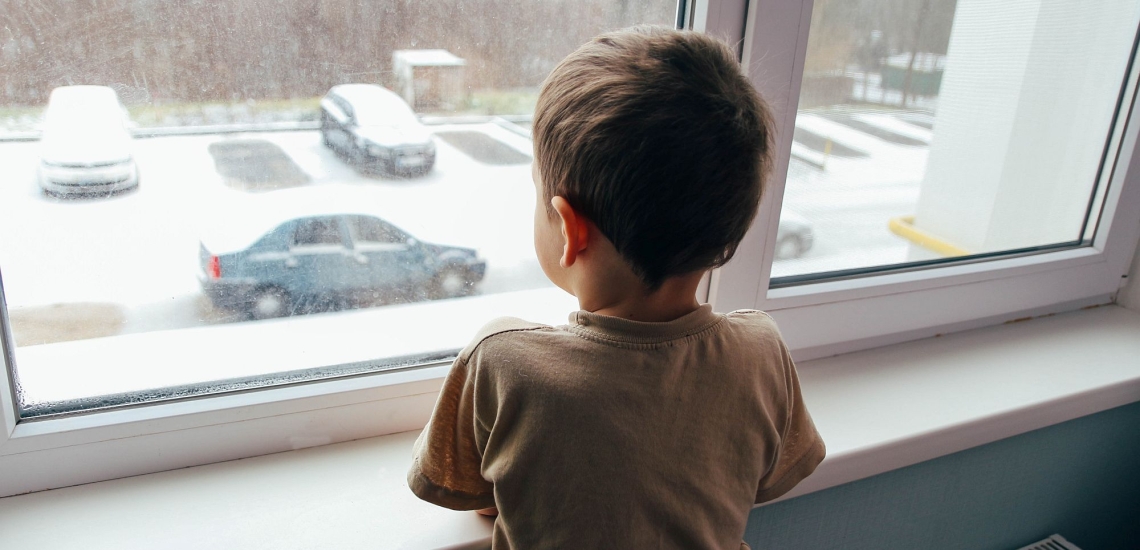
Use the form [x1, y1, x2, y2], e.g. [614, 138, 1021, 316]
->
[407, 317, 543, 511]
[407, 354, 496, 511]
[754, 341, 826, 504]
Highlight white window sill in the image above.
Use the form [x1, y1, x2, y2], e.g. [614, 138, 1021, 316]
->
[1, 305, 1138, 549]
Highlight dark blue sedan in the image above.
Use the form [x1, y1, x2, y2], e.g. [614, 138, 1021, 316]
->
[199, 213, 486, 319]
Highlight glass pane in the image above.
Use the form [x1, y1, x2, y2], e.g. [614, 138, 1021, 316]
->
[0, 0, 676, 417]
[773, 0, 1140, 281]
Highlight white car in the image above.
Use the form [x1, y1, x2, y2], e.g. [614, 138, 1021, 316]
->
[319, 84, 436, 176]
[37, 85, 139, 196]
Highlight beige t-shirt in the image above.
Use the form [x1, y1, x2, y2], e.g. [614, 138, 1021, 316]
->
[407, 305, 825, 549]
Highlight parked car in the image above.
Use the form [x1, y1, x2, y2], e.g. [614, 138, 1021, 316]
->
[776, 210, 815, 259]
[199, 212, 485, 319]
[37, 85, 139, 196]
[319, 84, 436, 176]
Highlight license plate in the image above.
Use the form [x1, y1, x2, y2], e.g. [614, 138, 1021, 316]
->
[398, 156, 425, 167]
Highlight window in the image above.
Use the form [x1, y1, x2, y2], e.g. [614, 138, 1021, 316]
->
[771, 0, 1139, 283]
[293, 218, 346, 247]
[712, 0, 1140, 357]
[350, 217, 407, 245]
[1, 0, 1139, 497]
[0, 0, 679, 496]
[1, 0, 676, 415]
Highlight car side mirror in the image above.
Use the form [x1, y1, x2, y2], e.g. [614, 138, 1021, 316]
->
[405, 237, 418, 247]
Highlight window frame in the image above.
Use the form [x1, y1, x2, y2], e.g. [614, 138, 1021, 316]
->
[2, 0, 1140, 497]
[709, 0, 1140, 359]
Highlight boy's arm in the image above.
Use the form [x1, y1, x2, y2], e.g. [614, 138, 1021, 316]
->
[754, 344, 826, 504]
[407, 355, 496, 511]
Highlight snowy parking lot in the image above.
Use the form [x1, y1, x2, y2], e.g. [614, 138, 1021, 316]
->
[774, 110, 930, 278]
[0, 110, 931, 344]
[0, 121, 546, 340]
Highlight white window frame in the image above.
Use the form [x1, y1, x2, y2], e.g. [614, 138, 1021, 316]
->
[2, 0, 1139, 498]
[712, 0, 1140, 359]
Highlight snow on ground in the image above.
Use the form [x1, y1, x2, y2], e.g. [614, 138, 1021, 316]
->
[853, 112, 934, 144]
[0, 123, 548, 323]
[775, 110, 930, 278]
[795, 114, 882, 156]
[0, 111, 932, 342]
[0, 133, 223, 307]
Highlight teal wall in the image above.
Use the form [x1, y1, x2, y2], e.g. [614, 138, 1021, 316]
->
[744, 401, 1140, 550]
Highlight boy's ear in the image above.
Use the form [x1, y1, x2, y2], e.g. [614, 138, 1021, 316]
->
[551, 196, 589, 268]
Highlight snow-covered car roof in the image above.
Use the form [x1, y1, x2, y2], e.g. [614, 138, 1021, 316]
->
[41, 85, 133, 165]
[46, 85, 119, 107]
[330, 83, 402, 104]
[779, 209, 811, 230]
[329, 84, 418, 127]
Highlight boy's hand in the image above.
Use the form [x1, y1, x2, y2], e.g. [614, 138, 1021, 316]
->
[476, 507, 499, 517]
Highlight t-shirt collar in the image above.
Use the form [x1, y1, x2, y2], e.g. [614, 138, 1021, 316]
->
[568, 304, 721, 343]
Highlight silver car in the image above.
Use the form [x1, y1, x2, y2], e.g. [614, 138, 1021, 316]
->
[319, 84, 436, 176]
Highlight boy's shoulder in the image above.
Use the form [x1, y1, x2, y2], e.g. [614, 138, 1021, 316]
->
[724, 308, 777, 324]
[457, 316, 553, 363]
[722, 308, 784, 339]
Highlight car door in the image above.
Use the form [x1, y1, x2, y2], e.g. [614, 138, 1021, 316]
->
[286, 216, 364, 296]
[346, 215, 424, 291]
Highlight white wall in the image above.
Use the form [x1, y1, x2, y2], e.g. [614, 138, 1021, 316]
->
[911, 0, 1140, 256]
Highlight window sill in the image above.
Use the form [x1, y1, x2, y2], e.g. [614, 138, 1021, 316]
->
[1, 305, 1138, 549]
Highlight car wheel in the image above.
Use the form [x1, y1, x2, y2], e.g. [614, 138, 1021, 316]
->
[776, 235, 806, 260]
[249, 286, 291, 320]
[430, 266, 473, 299]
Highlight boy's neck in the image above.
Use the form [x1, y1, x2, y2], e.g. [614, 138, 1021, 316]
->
[578, 271, 705, 323]
[547, 213, 705, 323]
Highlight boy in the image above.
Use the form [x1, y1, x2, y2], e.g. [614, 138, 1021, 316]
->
[408, 26, 825, 549]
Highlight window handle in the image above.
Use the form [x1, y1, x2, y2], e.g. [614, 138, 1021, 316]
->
[284, 257, 299, 268]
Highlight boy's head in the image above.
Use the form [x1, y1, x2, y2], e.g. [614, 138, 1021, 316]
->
[533, 26, 774, 291]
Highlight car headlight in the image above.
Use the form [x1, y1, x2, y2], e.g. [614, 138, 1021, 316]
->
[367, 144, 388, 157]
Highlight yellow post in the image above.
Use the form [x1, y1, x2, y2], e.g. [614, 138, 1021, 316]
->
[887, 216, 971, 257]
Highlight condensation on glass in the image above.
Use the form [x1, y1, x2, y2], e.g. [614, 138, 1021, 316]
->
[0, 0, 676, 417]
[772, 0, 1140, 283]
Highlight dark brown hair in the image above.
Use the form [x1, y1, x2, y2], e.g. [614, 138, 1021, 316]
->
[534, 26, 775, 290]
